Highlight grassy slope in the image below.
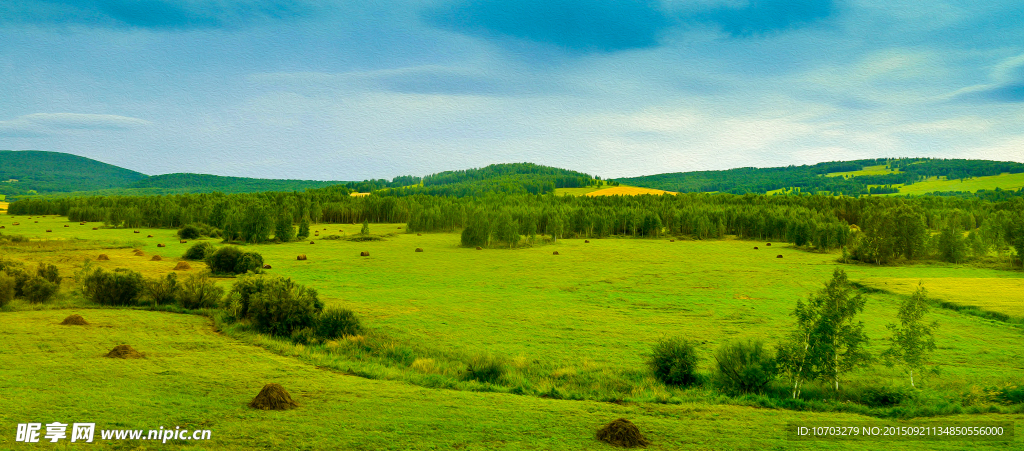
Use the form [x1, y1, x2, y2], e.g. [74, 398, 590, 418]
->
[1, 310, 1020, 451]
[824, 165, 899, 178]
[891, 173, 1024, 195]
[0, 150, 147, 194]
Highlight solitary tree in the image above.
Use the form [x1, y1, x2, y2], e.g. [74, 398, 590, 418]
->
[297, 217, 310, 239]
[882, 284, 937, 388]
[275, 209, 295, 242]
[360, 219, 370, 236]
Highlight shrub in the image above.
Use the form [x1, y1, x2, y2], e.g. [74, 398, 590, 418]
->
[297, 218, 310, 239]
[178, 224, 202, 240]
[855, 384, 916, 407]
[0, 272, 15, 307]
[240, 276, 323, 336]
[229, 274, 273, 318]
[145, 273, 179, 306]
[462, 354, 506, 384]
[36, 263, 61, 285]
[649, 337, 701, 387]
[290, 327, 317, 345]
[4, 268, 31, 298]
[315, 308, 362, 339]
[205, 246, 263, 275]
[83, 268, 145, 306]
[182, 242, 216, 260]
[22, 277, 58, 303]
[178, 273, 224, 309]
[713, 339, 777, 395]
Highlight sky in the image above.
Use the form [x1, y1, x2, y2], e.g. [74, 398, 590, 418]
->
[1, 1, 1022, 181]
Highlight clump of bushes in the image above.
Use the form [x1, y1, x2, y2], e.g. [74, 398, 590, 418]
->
[178, 273, 223, 309]
[177, 223, 221, 240]
[228, 275, 362, 344]
[713, 339, 777, 395]
[0, 260, 61, 304]
[0, 272, 16, 307]
[22, 277, 58, 303]
[462, 354, 506, 384]
[854, 384, 916, 407]
[83, 268, 145, 306]
[144, 273, 179, 306]
[205, 246, 263, 275]
[649, 337, 701, 387]
[182, 242, 216, 261]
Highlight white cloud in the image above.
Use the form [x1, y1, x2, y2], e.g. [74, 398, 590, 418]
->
[0, 113, 150, 137]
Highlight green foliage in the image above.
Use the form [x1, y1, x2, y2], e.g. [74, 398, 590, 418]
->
[315, 308, 362, 339]
[183, 242, 217, 260]
[290, 327, 317, 345]
[462, 354, 506, 384]
[779, 269, 871, 398]
[275, 209, 295, 242]
[205, 246, 263, 275]
[178, 224, 202, 240]
[713, 340, 777, 395]
[35, 262, 61, 285]
[83, 268, 145, 306]
[0, 271, 16, 307]
[853, 384, 916, 407]
[178, 273, 224, 309]
[360, 219, 369, 236]
[882, 284, 938, 388]
[297, 217, 310, 239]
[0, 150, 146, 195]
[460, 211, 491, 247]
[649, 337, 701, 387]
[938, 225, 968, 263]
[236, 276, 323, 337]
[145, 273, 179, 306]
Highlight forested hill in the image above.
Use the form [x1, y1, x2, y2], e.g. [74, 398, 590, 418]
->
[133, 173, 340, 193]
[0, 150, 147, 195]
[615, 158, 1024, 196]
[348, 163, 599, 196]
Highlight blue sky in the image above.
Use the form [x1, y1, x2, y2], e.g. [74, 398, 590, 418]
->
[1, 0, 1022, 180]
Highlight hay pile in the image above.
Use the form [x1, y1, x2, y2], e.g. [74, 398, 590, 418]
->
[179, 240, 187, 244]
[97, 254, 110, 261]
[60, 314, 88, 326]
[552, 251, 560, 255]
[596, 418, 650, 448]
[360, 251, 369, 257]
[134, 230, 140, 234]
[173, 261, 191, 270]
[134, 250, 145, 256]
[150, 255, 163, 261]
[64, 225, 70, 227]
[92, 227, 98, 230]
[297, 255, 307, 261]
[248, 383, 299, 410]
[263, 264, 272, 269]
[585, 240, 590, 243]
[46, 229, 52, 232]
[415, 248, 424, 252]
[766, 242, 772, 246]
[309, 241, 315, 244]
[777, 255, 783, 258]
[157, 243, 166, 247]
[105, 344, 144, 359]
[475, 246, 482, 250]
[754, 246, 759, 249]
[147, 234, 153, 238]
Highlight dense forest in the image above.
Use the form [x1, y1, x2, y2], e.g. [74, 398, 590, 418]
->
[0, 150, 147, 195]
[616, 158, 1024, 195]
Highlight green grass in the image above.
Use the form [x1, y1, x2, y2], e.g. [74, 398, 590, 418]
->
[554, 186, 606, 196]
[4, 214, 1024, 449]
[2, 310, 1022, 450]
[884, 173, 1024, 195]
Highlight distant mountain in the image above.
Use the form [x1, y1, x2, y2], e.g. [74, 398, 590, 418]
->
[0, 150, 147, 195]
[132, 173, 340, 193]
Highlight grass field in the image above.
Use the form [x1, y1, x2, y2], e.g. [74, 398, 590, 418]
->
[824, 164, 900, 178]
[554, 186, 606, 196]
[889, 173, 1024, 195]
[3, 214, 1024, 449]
[858, 277, 1024, 318]
[584, 186, 677, 196]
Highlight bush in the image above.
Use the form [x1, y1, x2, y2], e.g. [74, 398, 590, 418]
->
[316, 308, 363, 339]
[182, 242, 216, 261]
[855, 385, 916, 407]
[205, 246, 263, 275]
[83, 268, 145, 306]
[297, 218, 310, 239]
[713, 339, 777, 395]
[239, 276, 323, 336]
[36, 263, 61, 285]
[0, 271, 16, 307]
[22, 277, 58, 303]
[178, 224, 202, 240]
[290, 327, 317, 345]
[145, 273, 179, 306]
[649, 337, 701, 387]
[178, 273, 224, 309]
[462, 354, 506, 384]
[4, 268, 31, 298]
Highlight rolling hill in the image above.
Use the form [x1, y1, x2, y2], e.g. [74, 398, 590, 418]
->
[0, 150, 147, 195]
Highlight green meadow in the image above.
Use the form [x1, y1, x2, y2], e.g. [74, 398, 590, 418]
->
[2, 214, 1024, 449]
[882, 173, 1024, 196]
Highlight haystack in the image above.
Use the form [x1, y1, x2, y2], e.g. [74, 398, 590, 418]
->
[309, 241, 315, 244]
[263, 264, 272, 269]
[92, 227, 98, 230]
[552, 251, 560, 255]
[248, 383, 298, 410]
[157, 243, 166, 248]
[80, 222, 86, 225]
[766, 242, 772, 246]
[585, 240, 590, 243]
[415, 248, 424, 252]
[134, 250, 145, 256]
[360, 251, 369, 257]
[147, 235, 153, 238]
[97, 254, 110, 261]
[46, 229, 52, 232]
[297, 255, 307, 261]
[105, 344, 144, 359]
[753, 246, 759, 250]
[670, 239, 675, 242]
[417, 233, 422, 236]
[60, 314, 88, 326]
[64, 225, 69, 227]
[134, 230, 140, 234]
[150, 255, 163, 261]
[179, 240, 187, 244]
[596, 418, 650, 448]
[475, 246, 482, 250]
[173, 261, 191, 270]
[12, 223, 19, 226]
[776, 255, 783, 258]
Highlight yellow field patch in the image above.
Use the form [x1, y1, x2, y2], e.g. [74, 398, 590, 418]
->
[584, 186, 677, 197]
[859, 277, 1024, 318]
[350, 192, 371, 197]
[0, 201, 8, 211]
